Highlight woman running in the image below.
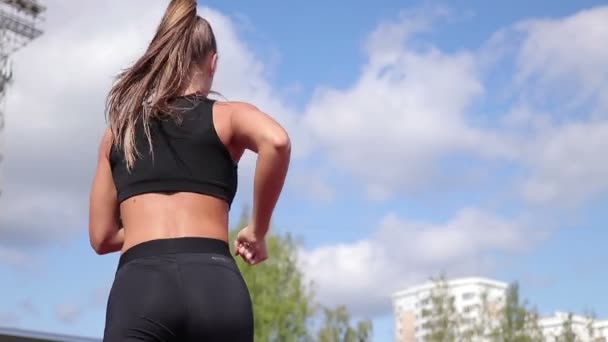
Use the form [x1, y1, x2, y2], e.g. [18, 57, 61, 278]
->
[88, 0, 291, 340]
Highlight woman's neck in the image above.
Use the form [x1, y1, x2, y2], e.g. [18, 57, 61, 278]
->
[180, 68, 212, 97]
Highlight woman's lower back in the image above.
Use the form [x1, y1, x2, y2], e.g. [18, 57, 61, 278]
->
[119, 192, 231, 253]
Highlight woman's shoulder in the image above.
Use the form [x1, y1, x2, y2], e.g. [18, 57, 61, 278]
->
[96, 127, 114, 160]
[215, 100, 259, 112]
[212, 101, 263, 122]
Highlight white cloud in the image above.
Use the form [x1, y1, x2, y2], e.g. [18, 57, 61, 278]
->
[506, 6, 608, 206]
[299, 5, 608, 206]
[0, 0, 296, 252]
[1, 191, 80, 245]
[300, 208, 539, 316]
[302, 11, 515, 200]
[520, 119, 608, 206]
[514, 6, 608, 111]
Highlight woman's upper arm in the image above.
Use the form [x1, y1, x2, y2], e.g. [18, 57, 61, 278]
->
[229, 102, 291, 153]
[88, 129, 120, 248]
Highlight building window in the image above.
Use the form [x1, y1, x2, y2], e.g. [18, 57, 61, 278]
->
[462, 292, 475, 300]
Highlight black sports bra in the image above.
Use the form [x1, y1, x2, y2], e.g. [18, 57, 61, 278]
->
[110, 96, 238, 207]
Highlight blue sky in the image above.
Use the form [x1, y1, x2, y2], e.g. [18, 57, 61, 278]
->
[0, 0, 607, 341]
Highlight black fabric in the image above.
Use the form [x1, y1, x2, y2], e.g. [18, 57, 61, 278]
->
[103, 238, 254, 342]
[110, 96, 238, 207]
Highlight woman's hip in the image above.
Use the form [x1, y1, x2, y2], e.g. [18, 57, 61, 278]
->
[105, 237, 253, 341]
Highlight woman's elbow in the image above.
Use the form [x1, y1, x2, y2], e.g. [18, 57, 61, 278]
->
[266, 130, 291, 154]
[89, 228, 112, 255]
[274, 132, 291, 152]
[90, 237, 109, 255]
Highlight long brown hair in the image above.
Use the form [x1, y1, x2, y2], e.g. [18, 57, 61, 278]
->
[105, 0, 217, 170]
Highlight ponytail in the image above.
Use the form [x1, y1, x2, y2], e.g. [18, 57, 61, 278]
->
[105, 0, 217, 170]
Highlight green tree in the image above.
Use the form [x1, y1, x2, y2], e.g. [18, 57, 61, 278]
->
[524, 310, 545, 342]
[316, 305, 373, 342]
[461, 291, 494, 341]
[422, 274, 461, 342]
[556, 313, 579, 342]
[584, 310, 604, 342]
[490, 282, 544, 342]
[586, 311, 597, 341]
[230, 210, 372, 341]
[230, 211, 315, 342]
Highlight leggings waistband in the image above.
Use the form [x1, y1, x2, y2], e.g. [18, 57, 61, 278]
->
[118, 237, 232, 271]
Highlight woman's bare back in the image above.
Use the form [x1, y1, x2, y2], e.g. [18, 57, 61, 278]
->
[117, 101, 244, 253]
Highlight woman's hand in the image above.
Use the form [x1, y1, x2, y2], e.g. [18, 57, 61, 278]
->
[234, 226, 268, 265]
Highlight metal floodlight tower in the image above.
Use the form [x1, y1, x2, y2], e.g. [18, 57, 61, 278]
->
[0, 0, 45, 195]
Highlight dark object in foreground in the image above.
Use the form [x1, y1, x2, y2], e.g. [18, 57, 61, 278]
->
[0, 326, 100, 342]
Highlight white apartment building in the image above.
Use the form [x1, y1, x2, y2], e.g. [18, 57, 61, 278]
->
[393, 276, 608, 342]
[596, 321, 608, 341]
[392, 277, 508, 342]
[539, 312, 608, 341]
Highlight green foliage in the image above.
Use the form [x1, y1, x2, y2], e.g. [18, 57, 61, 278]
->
[461, 291, 493, 341]
[587, 311, 597, 340]
[556, 313, 578, 342]
[229, 209, 373, 342]
[417, 274, 604, 342]
[584, 310, 602, 342]
[553, 312, 603, 342]
[422, 274, 461, 342]
[422, 277, 545, 342]
[490, 282, 544, 342]
[230, 211, 315, 342]
[316, 305, 373, 342]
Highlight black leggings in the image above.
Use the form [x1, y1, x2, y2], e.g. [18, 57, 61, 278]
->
[103, 238, 254, 342]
